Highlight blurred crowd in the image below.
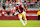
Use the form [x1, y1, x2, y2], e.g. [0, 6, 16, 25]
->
[27, 0, 40, 8]
[0, 0, 40, 16]
[0, 0, 40, 8]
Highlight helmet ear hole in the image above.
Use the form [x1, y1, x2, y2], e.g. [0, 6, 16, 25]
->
[17, 4, 19, 5]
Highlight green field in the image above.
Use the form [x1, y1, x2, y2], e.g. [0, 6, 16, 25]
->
[0, 20, 40, 27]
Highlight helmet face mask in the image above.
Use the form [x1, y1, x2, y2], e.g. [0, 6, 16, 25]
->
[16, 4, 19, 7]
[16, 4, 19, 5]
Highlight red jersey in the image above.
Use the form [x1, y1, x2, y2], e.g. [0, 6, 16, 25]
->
[15, 5, 18, 10]
[19, 5, 24, 13]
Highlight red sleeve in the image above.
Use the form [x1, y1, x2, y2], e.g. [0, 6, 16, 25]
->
[15, 6, 18, 10]
[19, 5, 21, 9]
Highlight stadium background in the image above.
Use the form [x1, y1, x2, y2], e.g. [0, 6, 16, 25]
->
[0, 0, 40, 20]
[0, 0, 40, 27]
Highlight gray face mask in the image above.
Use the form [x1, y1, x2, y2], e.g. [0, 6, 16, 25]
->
[16, 5, 19, 7]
